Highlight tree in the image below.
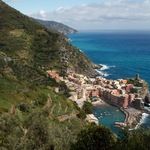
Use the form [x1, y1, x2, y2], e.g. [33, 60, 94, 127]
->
[82, 101, 93, 114]
[59, 81, 71, 97]
[144, 93, 150, 103]
[77, 109, 86, 120]
[115, 129, 150, 150]
[71, 124, 116, 150]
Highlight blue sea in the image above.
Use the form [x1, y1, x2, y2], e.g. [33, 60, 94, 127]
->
[69, 31, 150, 83]
[93, 104, 125, 136]
[68, 31, 150, 134]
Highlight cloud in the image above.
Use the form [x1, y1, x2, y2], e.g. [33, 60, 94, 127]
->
[38, 10, 47, 18]
[30, 0, 150, 29]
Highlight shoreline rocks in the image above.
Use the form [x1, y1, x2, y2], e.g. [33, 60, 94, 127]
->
[93, 64, 102, 70]
[86, 114, 99, 125]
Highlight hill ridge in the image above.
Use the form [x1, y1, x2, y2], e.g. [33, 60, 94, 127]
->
[35, 18, 77, 34]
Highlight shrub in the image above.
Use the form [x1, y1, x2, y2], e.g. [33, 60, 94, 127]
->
[17, 103, 30, 112]
[33, 93, 47, 106]
[77, 109, 86, 120]
[71, 124, 116, 150]
[82, 101, 93, 114]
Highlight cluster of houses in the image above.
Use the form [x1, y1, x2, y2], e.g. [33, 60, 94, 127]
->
[46, 70, 145, 109]
[92, 77, 144, 109]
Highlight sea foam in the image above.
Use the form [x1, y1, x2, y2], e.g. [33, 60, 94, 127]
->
[100, 64, 115, 70]
[135, 113, 149, 129]
[95, 69, 110, 77]
[96, 64, 115, 77]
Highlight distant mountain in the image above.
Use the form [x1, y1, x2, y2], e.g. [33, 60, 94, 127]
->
[35, 19, 78, 35]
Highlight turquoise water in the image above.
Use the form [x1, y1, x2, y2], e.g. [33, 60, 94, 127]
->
[68, 31, 150, 133]
[93, 104, 125, 136]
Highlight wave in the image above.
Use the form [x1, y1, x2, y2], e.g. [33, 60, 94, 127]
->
[95, 69, 110, 77]
[100, 64, 116, 71]
[95, 64, 115, 77]
[68, 38, 73, 42]
[135, 113, 149, 129]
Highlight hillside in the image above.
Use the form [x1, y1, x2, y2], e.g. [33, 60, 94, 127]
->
[0, 1, 88, 148]
[0, 1, 150, 150]
[0, 0, 97, 80]
[35, 19, 77, 35]
[0, 0, 98, 109]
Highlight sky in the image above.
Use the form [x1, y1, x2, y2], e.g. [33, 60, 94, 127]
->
[3, 0, 150, 30]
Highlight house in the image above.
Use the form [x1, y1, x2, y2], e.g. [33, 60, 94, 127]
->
[125, 84, 134, 93]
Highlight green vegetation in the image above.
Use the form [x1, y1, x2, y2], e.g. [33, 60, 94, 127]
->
[1, 111, 150, 150]
[76, 109, 86, 120]
[82, 101, 93, 114]
[127, 78, 143, 87]
[0, 1, 93, 149]
[0, 79, 86, 149]
[72, 124, 150, 150]
[0, 109, 85, 150]
[76, 101, 93, 119]
[72, 124, 116, 150]
[0, 76, 79, 116]
[115, 129, 150, 150]
[0, 1, 150, 150]
[0, 0, 95, 77]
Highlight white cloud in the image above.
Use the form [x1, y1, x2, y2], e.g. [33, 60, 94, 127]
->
[30, 0, 150, 30]
[39, 10, 47, 18]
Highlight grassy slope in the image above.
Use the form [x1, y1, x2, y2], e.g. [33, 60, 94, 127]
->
[0, 0, 82, 113]
[0, 1, 89, 148]
[0, 76, 86, 149]
[0, 77, 72, 113]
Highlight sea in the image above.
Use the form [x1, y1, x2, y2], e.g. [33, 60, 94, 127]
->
[68, 30, 150, 134]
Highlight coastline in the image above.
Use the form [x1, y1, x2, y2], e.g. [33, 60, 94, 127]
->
[92, 65, 149, 129]
[92, 100, 142, 129]
[68, 33, 150, 130]
[92, 97, 143, 129]
[134, 113, 149, 129]
[120, 107, 129, 123]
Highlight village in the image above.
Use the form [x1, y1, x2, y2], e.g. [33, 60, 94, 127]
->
[46, 70, 147, 126]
